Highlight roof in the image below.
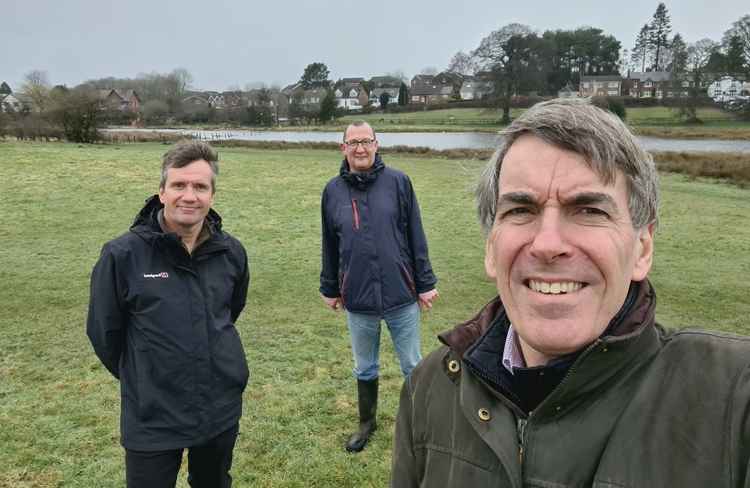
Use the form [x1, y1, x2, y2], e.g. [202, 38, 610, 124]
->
[628, 71, 671, 82]
[580, 75, 623, 82]
[369, 76, 401, 87]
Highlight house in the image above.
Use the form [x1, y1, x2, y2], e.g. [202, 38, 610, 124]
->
[557, 82, 578, 98]
[96, 89, 141, 112]
[707, 76, 750, 102]
[460, 75, 494, 100]
[368, 75, 401, 107]
[334, 80, 368, 111]
[182, 94, 210, 113]
[410, 74, 454, 104]
[579, 75, 623, 97]
[623, 71, 672, 99]
[0, 93, 25, 112]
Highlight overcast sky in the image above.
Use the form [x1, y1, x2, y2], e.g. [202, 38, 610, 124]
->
[3, 0, 747, 91]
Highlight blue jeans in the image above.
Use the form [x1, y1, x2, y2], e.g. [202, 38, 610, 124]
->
[346, 302, 421, 381]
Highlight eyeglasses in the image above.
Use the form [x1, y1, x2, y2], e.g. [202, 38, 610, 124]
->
[344, 138, 376, 148]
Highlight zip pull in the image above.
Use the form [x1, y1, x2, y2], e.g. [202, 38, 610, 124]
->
[351, 198, 360, 230]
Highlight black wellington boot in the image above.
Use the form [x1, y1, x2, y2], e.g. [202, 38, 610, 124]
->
[345, 378, 378, 452]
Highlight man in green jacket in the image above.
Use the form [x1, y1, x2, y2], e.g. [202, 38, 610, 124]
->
[391, 98, 750, 487]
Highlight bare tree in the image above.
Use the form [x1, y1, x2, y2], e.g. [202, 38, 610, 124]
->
[677, 38, 718, 123]
[722, 15, 750, 73]
[21, 69, 51, 112]
[447, 51, 478, 76]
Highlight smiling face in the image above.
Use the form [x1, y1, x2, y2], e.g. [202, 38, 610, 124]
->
[341, 123, 378, 173]
[158, 159, 215, 234]
[485, 134, 654, 366]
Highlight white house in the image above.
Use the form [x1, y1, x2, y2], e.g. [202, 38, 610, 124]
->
[708, 76, 750, 102]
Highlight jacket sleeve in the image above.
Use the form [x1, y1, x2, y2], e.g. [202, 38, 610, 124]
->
[404, 176, 437, 293]
[319, 186, 340, 298]
[231, 244, 250, 323]
[391, 375, 420, 488]
[86, 244, 126, 380]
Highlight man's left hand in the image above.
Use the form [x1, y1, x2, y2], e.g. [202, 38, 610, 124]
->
[418, 289, 439, 311]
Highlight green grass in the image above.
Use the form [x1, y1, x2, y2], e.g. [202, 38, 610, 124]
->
[1, 141, 749, 487]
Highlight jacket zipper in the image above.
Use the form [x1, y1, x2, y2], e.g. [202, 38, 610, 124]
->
[351, 198, 360, 230]
[517, 416, 529, 464]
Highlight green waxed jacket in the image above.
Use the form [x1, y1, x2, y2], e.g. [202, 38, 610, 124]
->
[391, 281, 750, 487]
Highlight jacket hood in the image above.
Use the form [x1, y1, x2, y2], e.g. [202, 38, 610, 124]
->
[130, 195, 224, 243]
[339, 153, 385, 190]
[438, 279, 656, 359]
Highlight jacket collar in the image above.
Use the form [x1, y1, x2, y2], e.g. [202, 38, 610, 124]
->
[339, 153, 385, 190]
[439, 279, 656, 360]
[129, 195, 226, 253]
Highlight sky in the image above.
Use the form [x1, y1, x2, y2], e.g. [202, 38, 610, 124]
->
[2, 0, 747, 92]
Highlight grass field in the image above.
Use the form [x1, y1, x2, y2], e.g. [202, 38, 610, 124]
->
[1, 141, 749, 487]
[333, 106, 750, 139]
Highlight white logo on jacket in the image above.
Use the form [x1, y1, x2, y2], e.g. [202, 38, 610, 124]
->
[143, 272, 169, 279]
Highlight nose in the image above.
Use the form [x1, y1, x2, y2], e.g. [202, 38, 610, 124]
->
[528, 209, 571, 263]
[182, 185, 197, 201]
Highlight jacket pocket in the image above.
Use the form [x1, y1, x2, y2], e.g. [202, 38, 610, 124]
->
[212, 326, 250, 406]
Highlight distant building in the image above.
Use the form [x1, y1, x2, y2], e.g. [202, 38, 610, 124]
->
[460, 75, 494, 100]
[623, 71, 672, 99]
[579, 75, 623, 97]
[707, 76, 750, 102]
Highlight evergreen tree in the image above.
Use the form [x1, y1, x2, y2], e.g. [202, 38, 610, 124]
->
[398, 82, 408, 106]
[726, 35, 748, 75]
[0, 82, 11, 94]
[670, 33, 688, 73]
[649, 3, 672, 71]
[631, 24, 651, 72]
[318, 89, 337, 122]
[379, 92, 390, 111]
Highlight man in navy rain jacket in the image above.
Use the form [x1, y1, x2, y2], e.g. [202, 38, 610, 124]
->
[320, 121, 438, 452]
[87, 140, 250, 488]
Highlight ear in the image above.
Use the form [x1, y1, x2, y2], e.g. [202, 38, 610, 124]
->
[340, 143, 348, 156]
[484, 233, 498, 280]
[631, 223, 655, 281]
[158, 186, 166, 204]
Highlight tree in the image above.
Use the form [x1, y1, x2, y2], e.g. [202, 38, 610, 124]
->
[723, 14, 750, 72]
[631, 24, 651, 72]
[398, 82, 408, 106]
[725, 35, 748, 74]
[318, 89, 337, 122]
[420, 66, 438, 75]
[447, 51, 478, 76]
[0, 82, 11, 95]
[543, 27, 621, 90]
[472, 23, 543, 123]
[48, 87, 101, 143]
[669, 33, 688, 73]
[379, 92, 390, 111]
[648, 3, 672, 71]
[141, 99, 170, 125]
[676, 39, 718, 123]
[300, 62, 331, 89]
[21, 69, 51, 112]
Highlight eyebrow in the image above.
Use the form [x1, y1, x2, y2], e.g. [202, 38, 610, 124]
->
[565, 192, 618, 210]
[497, 191, 619, 210]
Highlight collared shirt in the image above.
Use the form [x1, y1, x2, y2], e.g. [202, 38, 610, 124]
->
[502, 324, 526, 374]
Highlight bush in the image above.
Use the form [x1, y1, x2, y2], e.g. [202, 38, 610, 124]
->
[591, 96, 627, 120]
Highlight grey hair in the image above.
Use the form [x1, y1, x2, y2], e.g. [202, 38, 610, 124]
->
[343, 120, 377, 142]
[476, 98, 659, 235]
[160, 140, 219, 193]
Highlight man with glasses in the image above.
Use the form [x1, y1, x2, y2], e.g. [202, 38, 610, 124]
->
[320, 121, 438, 453]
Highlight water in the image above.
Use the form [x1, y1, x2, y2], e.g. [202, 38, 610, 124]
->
[107, 128, 750, 153]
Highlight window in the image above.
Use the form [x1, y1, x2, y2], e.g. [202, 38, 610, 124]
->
[656, 90, 662, 98]
[644, 81, 652, 88]
[608, 90, 618, 96]
[608, 82, 619, 88]
[582, 82, 590, 88]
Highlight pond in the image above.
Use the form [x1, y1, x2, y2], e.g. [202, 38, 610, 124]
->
[108, 128, 750, 153]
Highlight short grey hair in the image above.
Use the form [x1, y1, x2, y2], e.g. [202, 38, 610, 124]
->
[343, 120, 376, 142]
[160, 140, 219, 193]
[476, 98, 659, 235]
